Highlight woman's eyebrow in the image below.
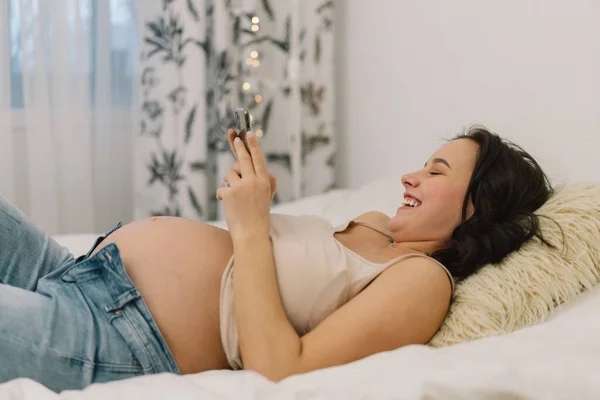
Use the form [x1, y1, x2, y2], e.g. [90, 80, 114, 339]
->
[424, 158, 452, 169]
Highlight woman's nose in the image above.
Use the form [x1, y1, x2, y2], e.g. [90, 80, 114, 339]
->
[402, 173, 418, 188]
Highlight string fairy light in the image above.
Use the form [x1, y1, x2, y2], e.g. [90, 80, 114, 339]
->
[244, 16, 264, 135]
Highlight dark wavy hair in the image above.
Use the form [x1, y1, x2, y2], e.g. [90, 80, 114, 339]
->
[431, 126, 556, 281]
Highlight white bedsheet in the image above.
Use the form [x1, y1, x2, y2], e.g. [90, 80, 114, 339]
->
[5, 176, 600, 399]
[3, 284, 600, 399]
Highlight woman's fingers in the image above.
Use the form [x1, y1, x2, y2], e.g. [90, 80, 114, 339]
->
[233, 159, 274, 193]
[246, 132, 269, 179]
[233, 161, 274, 188]
[233, 136, 255, 176]
[224, 169, 242, 186]
[228, 129, 238, 160]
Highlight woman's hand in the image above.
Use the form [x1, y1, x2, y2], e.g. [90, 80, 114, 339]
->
[217, 132, 272, 240]
[228, 162, 277, 202]
[227, 129, 277, 201]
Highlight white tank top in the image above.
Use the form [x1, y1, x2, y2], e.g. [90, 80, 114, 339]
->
[219, 213, 454, 369]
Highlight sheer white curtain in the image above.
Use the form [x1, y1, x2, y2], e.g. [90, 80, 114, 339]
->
[0, 0, 139, 235]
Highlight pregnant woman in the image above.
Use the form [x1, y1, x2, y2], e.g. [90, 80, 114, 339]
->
[0, 127, 554, 392]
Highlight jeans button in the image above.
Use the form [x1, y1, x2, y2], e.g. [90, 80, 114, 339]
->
[114, 309, 122, 316]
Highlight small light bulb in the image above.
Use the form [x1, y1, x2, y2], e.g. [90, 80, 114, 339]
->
[256, 129, 264, 137]
[242, 82, 251, 90]
[252, 59, 261, 67]
[251, 24, 259, 32]
[252, 16, 260, 24]
[245, 58, 253, 65]
[250, 50, 259, 59]
[255, 94, 263, 103]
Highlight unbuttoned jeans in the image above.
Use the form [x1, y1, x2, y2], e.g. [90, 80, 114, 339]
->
[0, 196, 180, 393]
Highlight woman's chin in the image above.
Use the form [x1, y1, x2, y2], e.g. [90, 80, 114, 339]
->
[396, 205, 420, 215]
[389, 208, 422, 230]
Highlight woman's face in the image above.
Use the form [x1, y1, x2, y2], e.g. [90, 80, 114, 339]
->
[388, 138, 479, 251]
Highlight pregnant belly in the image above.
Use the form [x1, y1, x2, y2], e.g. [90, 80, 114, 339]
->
[90, 216, 234, 374]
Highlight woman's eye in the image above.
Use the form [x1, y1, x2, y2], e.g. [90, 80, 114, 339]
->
[429, 171, 441, 176]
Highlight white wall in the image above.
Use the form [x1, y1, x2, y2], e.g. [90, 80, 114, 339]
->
[334, 0, 600, 189]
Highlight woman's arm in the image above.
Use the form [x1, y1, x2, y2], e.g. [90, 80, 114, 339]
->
[233, 230, 452, 382]
[232, 231, 302, 378]
[223, 130, 302, 378]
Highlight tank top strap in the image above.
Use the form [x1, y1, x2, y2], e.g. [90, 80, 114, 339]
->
[333, 218, 455, 292]
[348, 220, 394, 239]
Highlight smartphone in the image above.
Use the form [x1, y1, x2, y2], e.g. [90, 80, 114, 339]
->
[234, 108, 252, 154]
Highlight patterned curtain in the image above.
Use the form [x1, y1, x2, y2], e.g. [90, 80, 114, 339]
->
[135, 0, 335, 221]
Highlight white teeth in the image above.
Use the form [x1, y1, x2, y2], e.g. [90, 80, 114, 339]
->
[403, 198, 420, 207]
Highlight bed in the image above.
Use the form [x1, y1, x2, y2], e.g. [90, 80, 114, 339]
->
[2, 175, 600, 399]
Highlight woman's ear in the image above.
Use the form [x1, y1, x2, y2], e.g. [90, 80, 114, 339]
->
[465, 197, 475, 219]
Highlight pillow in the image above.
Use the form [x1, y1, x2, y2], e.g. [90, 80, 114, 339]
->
[429, 183, 600, 347]
[270, 175, 405, 227]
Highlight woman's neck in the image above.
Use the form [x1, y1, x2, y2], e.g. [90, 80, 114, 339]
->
[388, 239, 445, 257]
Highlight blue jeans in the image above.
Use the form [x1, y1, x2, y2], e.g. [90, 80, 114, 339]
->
[0, 196, 180, 392]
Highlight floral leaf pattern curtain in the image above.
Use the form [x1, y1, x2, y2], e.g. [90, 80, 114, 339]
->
[136, 0, 335, 221]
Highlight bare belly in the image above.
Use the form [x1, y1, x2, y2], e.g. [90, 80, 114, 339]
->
[90, 216, 234, 374]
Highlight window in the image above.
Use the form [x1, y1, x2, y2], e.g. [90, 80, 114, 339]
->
[6, 0, 138, 109]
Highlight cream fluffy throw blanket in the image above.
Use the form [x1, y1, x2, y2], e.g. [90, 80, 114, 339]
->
[430, 183, 600, 347]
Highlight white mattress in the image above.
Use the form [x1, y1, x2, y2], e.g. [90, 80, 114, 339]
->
[5, 175, 600, 399]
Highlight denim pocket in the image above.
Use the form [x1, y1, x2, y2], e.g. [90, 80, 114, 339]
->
[61, 242, 180, 376]
[59, 245, 148, 375]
